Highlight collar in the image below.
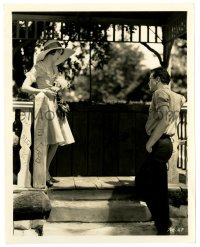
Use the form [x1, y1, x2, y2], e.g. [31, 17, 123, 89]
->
[157, 84, 170, 90]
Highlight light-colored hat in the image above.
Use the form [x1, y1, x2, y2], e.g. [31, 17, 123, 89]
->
[36, 40, 75, 65]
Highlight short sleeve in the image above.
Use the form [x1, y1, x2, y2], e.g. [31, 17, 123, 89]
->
[25, 66, 37, 82]
[181, 95, 186, 106]
[153, 89, 170, 111]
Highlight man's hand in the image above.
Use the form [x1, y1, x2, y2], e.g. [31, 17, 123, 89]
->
[146, 143, 152, 153]
[145, 105, 170, 153]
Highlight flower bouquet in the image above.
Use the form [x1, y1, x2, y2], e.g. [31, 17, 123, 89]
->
[52, 75, 71, 120]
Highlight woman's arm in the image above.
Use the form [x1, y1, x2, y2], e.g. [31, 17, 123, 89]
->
[21, 75, 57, 98]
[21, 75, 42, 94]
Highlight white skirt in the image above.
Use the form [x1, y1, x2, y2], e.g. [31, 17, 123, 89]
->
[35, 92, 75, 146]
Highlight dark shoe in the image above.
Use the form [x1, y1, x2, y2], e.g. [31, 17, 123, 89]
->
[46, 180, 53, 187]
[156, 219, 172, 235]
[157, 228, 170, 235]
[50, 177, 60, 183]
[155, 219, 172, 232]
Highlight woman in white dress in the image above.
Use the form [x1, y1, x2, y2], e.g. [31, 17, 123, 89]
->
[22, 40, 75, 187]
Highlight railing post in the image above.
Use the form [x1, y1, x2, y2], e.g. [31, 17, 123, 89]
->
[33, 93, 48, 189]
[168, 130, 179, 184]
[168, 107, 187, 184]
[13, 101, 33, 188]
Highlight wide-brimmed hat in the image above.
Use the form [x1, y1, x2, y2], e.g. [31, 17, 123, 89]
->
[36, 40, 75, 65]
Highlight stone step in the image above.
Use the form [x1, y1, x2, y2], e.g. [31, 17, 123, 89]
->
[48, 200, 151, 222]
[48, 187, 136, 201]
[43, 222, 157, 236]
[48, 187, 187, 204]
[13, 218, 188, 236]
[47, 177, 187, 223]
[43, 218, 188, 236]
[47, 177, 187, 203]
[47, 199, 187, 223]
[48, 176, 136, 190]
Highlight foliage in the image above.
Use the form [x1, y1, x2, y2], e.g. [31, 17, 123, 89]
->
[12, 21, 112, 99]
[92, 43, 144, 102]
[12, 20, 187, 103]
[70, 43, 147, 103]
[170, 39, 187, 99]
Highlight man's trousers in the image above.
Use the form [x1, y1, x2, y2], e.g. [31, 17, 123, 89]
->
[135, 135, 173, 232]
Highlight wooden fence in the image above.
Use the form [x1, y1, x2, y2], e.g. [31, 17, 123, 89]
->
[49, 103, 149, 177]
[50, 103, 188, 177]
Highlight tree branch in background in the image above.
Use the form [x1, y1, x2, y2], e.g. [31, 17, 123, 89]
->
[140, 42, 163, 66]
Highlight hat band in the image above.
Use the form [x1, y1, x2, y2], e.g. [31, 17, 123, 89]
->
[44, 41, 62, 51]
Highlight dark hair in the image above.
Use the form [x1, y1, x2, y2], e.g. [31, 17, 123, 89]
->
[48, 50, 57, 56]
[47, 49, 64, 56]
[150, 67, 171, 84]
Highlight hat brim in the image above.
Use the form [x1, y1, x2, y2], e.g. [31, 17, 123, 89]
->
[36, 47, 75, 65]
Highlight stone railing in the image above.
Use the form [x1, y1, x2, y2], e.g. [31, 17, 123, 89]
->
[13, 101, 33, 188]
[13, 95, 48, 189]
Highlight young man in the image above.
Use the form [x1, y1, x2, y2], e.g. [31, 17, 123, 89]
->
[135, 67, 186, 235]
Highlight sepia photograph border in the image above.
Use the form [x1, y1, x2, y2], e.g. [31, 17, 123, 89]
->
[4, 2, 195, 244]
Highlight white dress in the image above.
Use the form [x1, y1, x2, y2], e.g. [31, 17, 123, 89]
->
[26, 61, 75, 146]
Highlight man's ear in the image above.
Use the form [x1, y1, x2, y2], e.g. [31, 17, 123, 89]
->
[155, 77, 160, 83]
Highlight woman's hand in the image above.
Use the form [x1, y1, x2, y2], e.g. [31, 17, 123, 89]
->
[51, 86, 60, 92]
[43, 88, 57, 99]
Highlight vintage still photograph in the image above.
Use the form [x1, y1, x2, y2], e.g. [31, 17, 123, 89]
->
[4, 3, 195, 244]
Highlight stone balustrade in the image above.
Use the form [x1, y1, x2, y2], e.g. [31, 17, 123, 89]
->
[13, 96, 48, 189]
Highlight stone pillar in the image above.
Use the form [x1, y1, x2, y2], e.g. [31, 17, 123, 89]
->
[33, 93, 48, 188]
